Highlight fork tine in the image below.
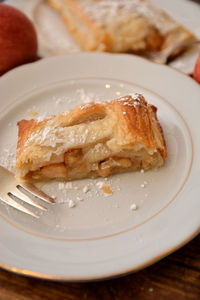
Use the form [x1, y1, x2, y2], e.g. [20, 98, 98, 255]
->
[19, 182, 55, 204]
[11, 188, 47, 211]
[0, 194, 39, 218]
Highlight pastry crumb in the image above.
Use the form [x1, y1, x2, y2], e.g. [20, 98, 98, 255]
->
[96, 181, 104, 189]
[140, 181, 148, 188]
[65, 182, 73, 189]
[56, 98, 63, 105]
[28, 111, 38, 117]
[77, 196, 83, 201]
[83, 185, 90, 193]
[68, 199, 76, 208]
[58, 182, 65, 190]
[130, 203, 137, 210]
[102, 185, 112, 195]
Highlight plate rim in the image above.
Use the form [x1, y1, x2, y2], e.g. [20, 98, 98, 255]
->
[0, 228, 199, 282]
[2, 52, 200, 88]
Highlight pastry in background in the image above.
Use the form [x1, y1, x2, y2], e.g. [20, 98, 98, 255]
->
[47, 0, 196, 60]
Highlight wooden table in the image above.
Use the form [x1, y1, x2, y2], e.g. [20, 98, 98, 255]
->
[0, 0, 199, 299]
[0, 234, 199, 300]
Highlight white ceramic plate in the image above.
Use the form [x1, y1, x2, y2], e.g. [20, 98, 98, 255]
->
[0, 53, 199, 281]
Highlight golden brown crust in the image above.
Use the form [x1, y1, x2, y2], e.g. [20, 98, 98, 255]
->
[17, 119, 37, 159]
[48, 0, 111, 51]
[16, 94, 167, 180]
[108, 95, 167, 159]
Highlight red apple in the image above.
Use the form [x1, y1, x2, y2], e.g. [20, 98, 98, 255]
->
[0, 4, 38, 76]
[193, 54, 200, 84]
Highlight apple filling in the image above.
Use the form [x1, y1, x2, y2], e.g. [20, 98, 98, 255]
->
[28, 143, 163, 180]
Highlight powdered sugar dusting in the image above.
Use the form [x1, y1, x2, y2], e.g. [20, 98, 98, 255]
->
[80, 103, 94, 110]
[117, 94, 144, 108]
[81, 0, 176, 34]
[24, 91, 146, 153]
[83, 185, 90, 193]
[76, 89, 98, 104]
[40, 169, 151, 228]
[25, 125, 65, 148]
[68, 199, 76, 208]
[96, 181, 105, 189]
[130, 203, 137, 210]
[35, 114, 51, 123]
[0, 147, 16, 171]
[130, 93, 143, 100]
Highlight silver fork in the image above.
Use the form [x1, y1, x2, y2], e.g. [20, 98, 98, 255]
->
[0, 166, 54, 218]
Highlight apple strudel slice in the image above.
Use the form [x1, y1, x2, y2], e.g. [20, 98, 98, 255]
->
[15, 94, 167, 180]
[47, 0, 196, 58]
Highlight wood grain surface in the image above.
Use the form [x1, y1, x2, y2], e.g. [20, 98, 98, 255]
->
[0, 0, 199, 299]
[0, 234, 199, 300]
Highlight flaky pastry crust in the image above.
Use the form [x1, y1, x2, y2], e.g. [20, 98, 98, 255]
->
[16, 94, 167, 180]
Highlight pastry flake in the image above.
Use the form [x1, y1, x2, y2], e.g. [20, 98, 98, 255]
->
[16, 94, 167, 180]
